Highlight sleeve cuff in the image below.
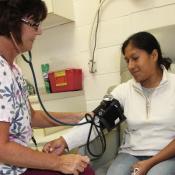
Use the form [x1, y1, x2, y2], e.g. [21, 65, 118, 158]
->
[62, 118, 99, 150]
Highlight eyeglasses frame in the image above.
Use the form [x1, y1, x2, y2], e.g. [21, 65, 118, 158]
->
[21, 18, 41, 31]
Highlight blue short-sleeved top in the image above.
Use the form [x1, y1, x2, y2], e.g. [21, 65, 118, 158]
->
[0, 56, 32, 175]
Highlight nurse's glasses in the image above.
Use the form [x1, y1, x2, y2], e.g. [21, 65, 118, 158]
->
[21, 18, 41, 31]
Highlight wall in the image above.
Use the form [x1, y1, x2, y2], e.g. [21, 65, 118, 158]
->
[17, 0, 175, 111]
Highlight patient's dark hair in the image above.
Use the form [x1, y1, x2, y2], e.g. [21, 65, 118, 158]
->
[122, 31, 172, 70]
[0, 0, 47, 43]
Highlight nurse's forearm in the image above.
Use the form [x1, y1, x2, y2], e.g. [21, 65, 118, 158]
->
[31, 110, 85, 128]
[0, 141, 60, 170]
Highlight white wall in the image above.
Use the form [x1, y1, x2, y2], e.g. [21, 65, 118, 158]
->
[17, 0, 175, 111]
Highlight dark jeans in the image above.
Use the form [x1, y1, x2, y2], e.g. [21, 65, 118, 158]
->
[21, 165, 95, 175]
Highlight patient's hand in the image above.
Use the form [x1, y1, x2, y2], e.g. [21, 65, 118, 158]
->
[43, 136, 68, 155]
[132, 159, 153, 175]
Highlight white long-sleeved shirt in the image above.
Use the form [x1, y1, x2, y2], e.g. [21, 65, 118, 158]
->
[63, 68, 175, 156]
[63, 118, 99, 150]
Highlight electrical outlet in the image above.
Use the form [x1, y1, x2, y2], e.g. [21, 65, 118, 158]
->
[88, 60, 97, 73]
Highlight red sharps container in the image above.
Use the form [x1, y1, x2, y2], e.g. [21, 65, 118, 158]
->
[48, 68, 83, 93]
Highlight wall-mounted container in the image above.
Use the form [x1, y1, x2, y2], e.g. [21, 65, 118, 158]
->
[48, 68, 83, 93]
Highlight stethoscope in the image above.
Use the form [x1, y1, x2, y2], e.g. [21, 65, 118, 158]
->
[21, 51, 90, 126]
[21, 51, 107, 158]
[8, 28, 106, 156]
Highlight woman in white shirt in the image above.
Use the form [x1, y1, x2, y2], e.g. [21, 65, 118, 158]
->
[43, 31, 175, 175]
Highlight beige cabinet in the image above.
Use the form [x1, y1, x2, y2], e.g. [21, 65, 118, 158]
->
[42, 0, 74, 28]
[43, 0, 53, 13]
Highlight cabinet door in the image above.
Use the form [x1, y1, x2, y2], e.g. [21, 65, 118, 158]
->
[42, 0, 74, 28]
[52, 0, 74, 20]
[43, 0, 53, 13]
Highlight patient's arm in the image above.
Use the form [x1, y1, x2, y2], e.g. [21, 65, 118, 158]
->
[43, 118, 99, 154]
[63, 118, 99, 150]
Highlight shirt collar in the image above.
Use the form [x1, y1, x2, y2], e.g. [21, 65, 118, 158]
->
[132, 65, 168, 91]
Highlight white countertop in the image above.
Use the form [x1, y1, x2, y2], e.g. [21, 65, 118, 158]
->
[29, 90, 84, 104]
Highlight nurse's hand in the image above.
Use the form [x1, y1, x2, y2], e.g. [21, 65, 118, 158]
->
[43, 136, 67, 155]
[55, 154, 90, 175]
